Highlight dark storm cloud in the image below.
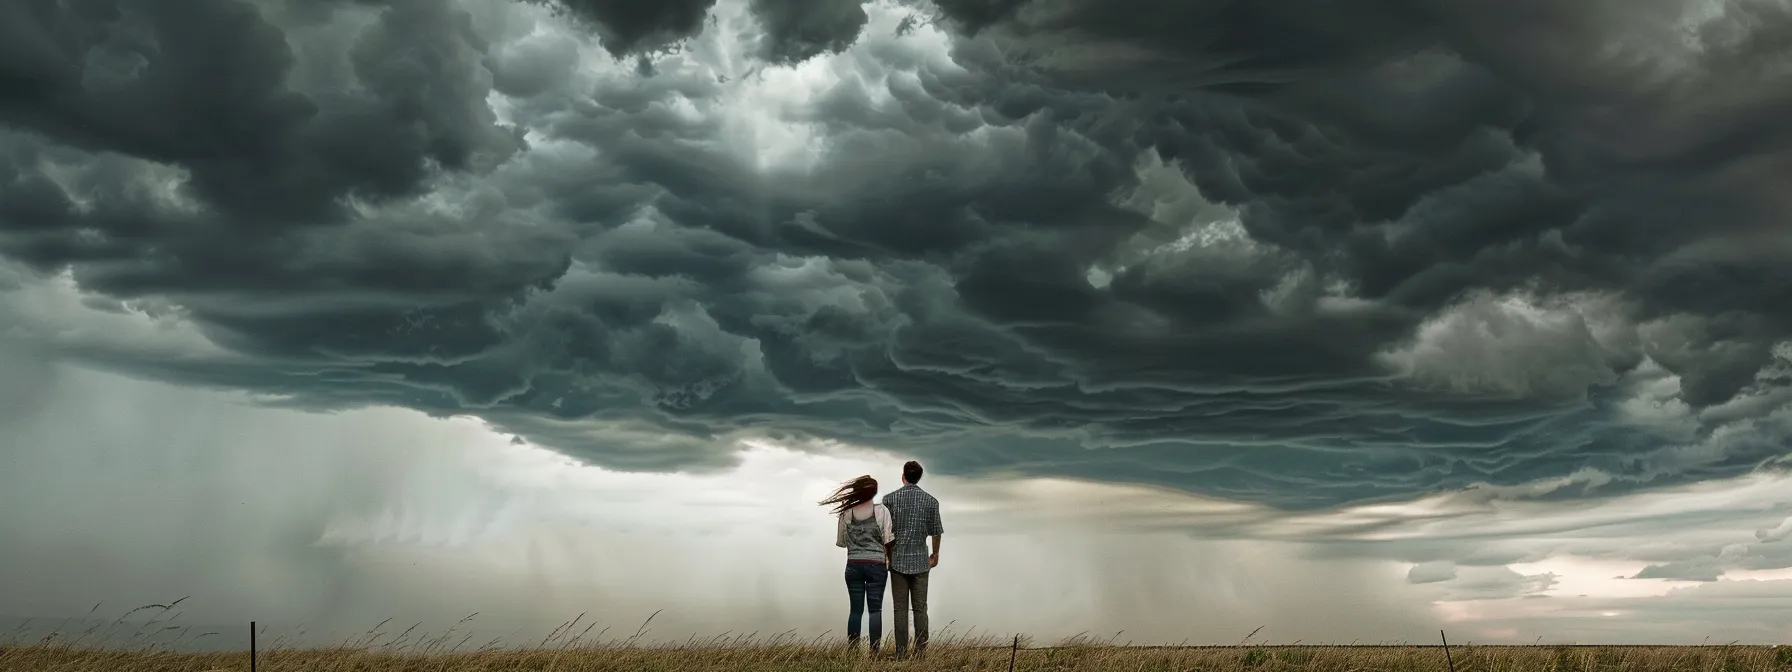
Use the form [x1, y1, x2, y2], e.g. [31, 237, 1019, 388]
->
[747, 0, 869, 64]
[3, 0, 1792, 509]
[927, 0, 1792, 395]
[527, 0, 717, 57]
[535, 0, 870, 64]
[0, 0, 559, 308]
[0, 0, 525, 226]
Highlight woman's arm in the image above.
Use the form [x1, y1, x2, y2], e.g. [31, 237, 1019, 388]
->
[878, 504, 895, 562]
[877, 504, 894, 544]
[836, 511, 847, 548]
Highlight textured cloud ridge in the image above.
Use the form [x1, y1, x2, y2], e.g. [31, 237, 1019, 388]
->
[3, 0, 1792, 508]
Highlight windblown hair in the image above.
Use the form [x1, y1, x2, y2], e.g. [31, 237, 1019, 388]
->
[819, 475, 879, 515]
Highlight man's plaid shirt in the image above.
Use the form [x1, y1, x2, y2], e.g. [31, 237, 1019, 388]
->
[880, 484, 944, 575]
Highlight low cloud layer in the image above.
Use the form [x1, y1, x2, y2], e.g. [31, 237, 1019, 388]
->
[3, 0, 1792, 513]
[10, 361, 1792, 645]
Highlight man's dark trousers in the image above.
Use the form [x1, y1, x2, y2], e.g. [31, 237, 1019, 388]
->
[889, 569, 929, 656]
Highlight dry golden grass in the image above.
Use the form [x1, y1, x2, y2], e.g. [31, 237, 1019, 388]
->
[10, 640, 1792, 672]
[7, 615, 1792, 672]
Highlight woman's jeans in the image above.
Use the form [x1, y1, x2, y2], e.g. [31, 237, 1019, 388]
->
[844, 562, 887, 651]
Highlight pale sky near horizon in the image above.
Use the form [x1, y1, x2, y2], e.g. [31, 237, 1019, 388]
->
[5, 0, 1792, 649]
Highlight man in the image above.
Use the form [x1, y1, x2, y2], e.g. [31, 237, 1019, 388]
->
[880, 460, 943, 658]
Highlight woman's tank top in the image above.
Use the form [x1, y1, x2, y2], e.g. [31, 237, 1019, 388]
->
[843, 505, 886, 563]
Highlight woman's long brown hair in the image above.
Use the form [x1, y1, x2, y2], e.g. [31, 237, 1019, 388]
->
[819, 475, 878, 515]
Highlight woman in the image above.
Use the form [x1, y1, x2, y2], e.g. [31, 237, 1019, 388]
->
[820, 474, 894, 654]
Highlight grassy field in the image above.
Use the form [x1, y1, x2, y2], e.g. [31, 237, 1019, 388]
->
[7, 633, 1792, 671]
[5, 610, 1789, 671]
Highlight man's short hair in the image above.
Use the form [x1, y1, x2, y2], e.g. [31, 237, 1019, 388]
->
[903, 460, 923, 484]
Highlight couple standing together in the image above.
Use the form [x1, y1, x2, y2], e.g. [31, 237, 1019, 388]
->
[821, 460, 943, 658]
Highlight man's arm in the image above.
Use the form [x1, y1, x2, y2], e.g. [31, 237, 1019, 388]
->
[927, 499, 944, 567]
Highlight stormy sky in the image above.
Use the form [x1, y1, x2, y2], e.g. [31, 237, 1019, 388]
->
[3, 0, 1792, 647]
